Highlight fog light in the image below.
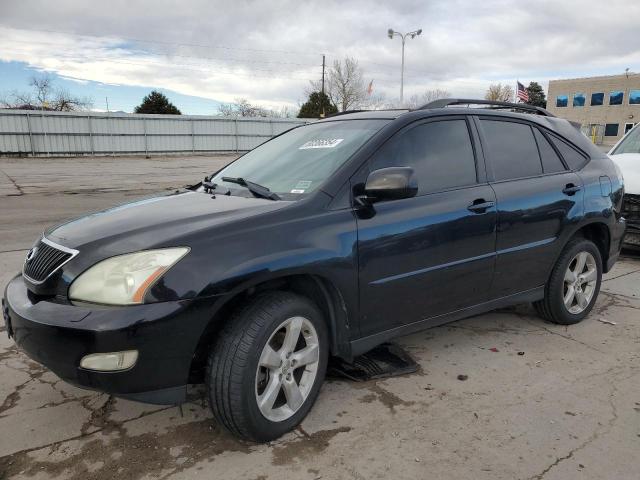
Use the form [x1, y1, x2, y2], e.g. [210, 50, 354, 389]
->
[80, 350, 138, 371]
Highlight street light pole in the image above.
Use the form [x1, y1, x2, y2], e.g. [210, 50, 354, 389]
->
[400, 36, 405, 105]
[388, 28, 422, 106]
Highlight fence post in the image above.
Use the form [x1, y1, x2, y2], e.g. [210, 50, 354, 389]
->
[41, 110, 50, 157]
[234, 118, 239, 153]
[143, 117, 148, 156]
[191, 118, 195, 153]
[26, 113, 35, 156]
[87, 114, 95, 155]
[110, 114, 115, 156]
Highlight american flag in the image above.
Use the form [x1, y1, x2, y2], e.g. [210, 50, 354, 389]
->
[517, 81, 529, 102]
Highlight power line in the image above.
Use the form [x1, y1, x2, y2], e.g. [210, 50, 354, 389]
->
[0, 25, 328, 57]
[1, 47, 322, 81]
[2, 37, 321, 68]
[1, 26, 437, 78]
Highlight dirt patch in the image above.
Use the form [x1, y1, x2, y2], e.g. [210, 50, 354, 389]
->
[0, 419, 250, 480]
[359, 383, 416, 413]
[0, 358, 48, 417]
[270, 426, 351, 466]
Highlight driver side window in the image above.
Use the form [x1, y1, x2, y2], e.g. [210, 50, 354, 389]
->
[369, 119, 478, 195]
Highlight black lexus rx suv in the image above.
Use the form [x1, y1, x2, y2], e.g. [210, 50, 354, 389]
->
[2, 99, 626, 442]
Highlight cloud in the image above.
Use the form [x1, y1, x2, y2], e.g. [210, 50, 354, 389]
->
[1, 0, 639, 107]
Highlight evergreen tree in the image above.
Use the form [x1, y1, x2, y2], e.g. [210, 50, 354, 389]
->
[298, 91, 338, 118]
[134, 91, 181, 114]
[525, 82, 547, 108]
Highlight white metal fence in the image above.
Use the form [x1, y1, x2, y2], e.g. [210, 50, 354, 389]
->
[0, 109, 307, 156]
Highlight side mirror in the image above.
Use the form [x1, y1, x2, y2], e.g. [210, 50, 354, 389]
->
[358, 167, 418, 204]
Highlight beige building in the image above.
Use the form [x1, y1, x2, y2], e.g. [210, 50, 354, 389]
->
[546, 72, 640, 145]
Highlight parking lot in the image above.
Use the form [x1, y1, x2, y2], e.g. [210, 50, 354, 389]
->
[1, 155, 639, 480]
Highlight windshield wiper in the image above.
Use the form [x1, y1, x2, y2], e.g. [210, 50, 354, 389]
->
[221, 177, 280, 200]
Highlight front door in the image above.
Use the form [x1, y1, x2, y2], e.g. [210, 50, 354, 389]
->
[355, 117, 497, 338]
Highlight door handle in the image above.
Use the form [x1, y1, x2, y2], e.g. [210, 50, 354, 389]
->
[562, 184, 582, 196]
[467, 199, 495, 213]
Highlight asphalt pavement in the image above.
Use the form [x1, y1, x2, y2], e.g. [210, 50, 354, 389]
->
[1, 155, 639, 480]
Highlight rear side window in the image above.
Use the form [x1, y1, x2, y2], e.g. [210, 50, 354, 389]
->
[533, 129, 566, 173]
[480, 120, 542, 181]
[549, 135, 588, 170]
[370, 119, 477, 194]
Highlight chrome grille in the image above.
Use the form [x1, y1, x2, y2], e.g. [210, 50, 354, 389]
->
[23, 238, 78, 283]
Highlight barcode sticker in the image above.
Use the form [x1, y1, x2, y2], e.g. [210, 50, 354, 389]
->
[299, 138, 344, 149]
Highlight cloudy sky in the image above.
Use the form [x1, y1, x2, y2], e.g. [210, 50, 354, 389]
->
[1, 0, 639, 114]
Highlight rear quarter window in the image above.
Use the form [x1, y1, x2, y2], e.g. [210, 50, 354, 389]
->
[549, 134, 588, 170]
[533, 129, 566, 173]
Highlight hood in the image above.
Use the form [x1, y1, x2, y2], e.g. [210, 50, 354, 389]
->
[46, 190, 292, 251]
[610, 153, 640, 193]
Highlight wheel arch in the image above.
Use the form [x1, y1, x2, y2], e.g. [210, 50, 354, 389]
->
[188, 273, 352, 383]
[569, 221, 611, 271]
[548, 220, 611, 283]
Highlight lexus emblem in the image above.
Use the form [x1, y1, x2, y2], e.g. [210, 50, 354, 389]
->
[25, 247, 38, 263]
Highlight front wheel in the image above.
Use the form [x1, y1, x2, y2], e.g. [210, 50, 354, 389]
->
[206, 291, 328, 442]
[534, 238, 602, 325]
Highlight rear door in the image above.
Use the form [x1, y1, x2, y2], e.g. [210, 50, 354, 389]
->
[476, 117, 584, 299]
[355, 117, 497, 338]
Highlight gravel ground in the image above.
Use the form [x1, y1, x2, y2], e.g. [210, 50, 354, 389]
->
[1, 155, 639, 480]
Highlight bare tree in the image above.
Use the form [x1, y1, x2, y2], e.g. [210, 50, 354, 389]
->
[485, 83, 514, 102]
[361, 91, 390, 110]
[50, 87, 92, 111]
[1, 75, 92, 111]
[324, 57, 367, 111]
[218, 98, 296, 118]
[270, 105, 298, 118]
[218, 98, 267, 117]
[30, 75, 53, 106]
[404, 88, 452, 109]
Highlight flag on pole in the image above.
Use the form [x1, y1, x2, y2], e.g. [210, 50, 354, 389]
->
[367, 80, 374, 95]
[517, 81, 529, 102]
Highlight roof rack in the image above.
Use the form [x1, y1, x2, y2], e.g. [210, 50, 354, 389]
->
[415, 98, 555, 117]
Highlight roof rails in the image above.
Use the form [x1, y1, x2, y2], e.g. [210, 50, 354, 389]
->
[324, 108, 409, 118]
[416, 98, 555, 117]
[324, 110, 368, 118]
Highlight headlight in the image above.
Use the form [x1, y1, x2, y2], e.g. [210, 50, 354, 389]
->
[69, 247, 189, 305]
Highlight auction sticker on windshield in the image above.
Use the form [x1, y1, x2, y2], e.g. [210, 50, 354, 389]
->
[299, 138, 344, 149]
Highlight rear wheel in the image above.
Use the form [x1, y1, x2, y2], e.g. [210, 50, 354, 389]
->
[206, 291, 328, 442]
[534, 238, 602, 325]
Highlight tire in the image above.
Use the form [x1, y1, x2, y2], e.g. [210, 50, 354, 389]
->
[534, 238, 602, 325]
[206, 291, 328, 442]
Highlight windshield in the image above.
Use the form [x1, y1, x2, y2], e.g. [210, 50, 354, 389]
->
[210, 119, 389, 199]
[612, 125, 640, 155]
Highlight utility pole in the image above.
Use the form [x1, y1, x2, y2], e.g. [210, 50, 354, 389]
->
[321, 54, 326, 118]
[105, 97, 110, 112]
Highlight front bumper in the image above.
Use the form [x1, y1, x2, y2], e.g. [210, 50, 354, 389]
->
[2, 275, 216, 404]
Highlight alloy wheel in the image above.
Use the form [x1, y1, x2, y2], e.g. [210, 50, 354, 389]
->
[562, 251, 598, 314]
[255, 316, 320, 422]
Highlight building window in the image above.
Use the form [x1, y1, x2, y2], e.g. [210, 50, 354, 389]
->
[630, 90, 640, 105]
[609, 91, 624, 105]
[625, 123, 635, 135]
[556, 95, 568, 107]
[605, 123, 619, 136]
[573, 93, 585, 107]
[591, 92, 604, 106]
